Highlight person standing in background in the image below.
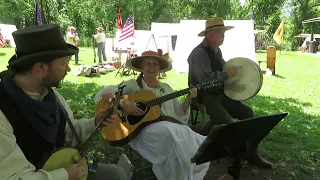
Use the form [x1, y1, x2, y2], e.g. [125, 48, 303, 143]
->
[66, 26, 80, 64]
[93, 27, 107, 63]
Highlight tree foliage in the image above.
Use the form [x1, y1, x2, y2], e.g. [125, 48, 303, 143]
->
[0, 0, 319, 49]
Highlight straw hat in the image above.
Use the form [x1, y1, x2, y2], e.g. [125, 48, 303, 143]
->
[126, 49, 172, 73]
[198, 17, 234, 37]
[97, 27, 104, 31]
[68, 26, 76, 30]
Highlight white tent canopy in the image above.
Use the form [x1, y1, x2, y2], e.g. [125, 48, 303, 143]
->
[151, 22, 179, 37]
[0, 23, 17, 47]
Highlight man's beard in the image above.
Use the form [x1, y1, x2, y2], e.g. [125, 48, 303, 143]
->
[41, 73, 66, 88]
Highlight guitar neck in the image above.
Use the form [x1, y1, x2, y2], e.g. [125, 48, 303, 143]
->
[145, 88, 190, 107]
[145, 79, 222, 108]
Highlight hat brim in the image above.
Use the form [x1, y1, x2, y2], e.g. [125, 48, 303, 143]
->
[126, 55, 172, 73]
[198, 26, 234, 37]
[8, 43, 79, 67]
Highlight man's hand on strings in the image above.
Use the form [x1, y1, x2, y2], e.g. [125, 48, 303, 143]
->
[225, 79, 246, 93]
[188, 87, 197, 99]
[227, 66, 237, 78]
[65, 163, 85, 180]
[95, 109, 116, 127]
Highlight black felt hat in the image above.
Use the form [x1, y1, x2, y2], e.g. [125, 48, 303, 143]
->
[8, 24, 78, 68]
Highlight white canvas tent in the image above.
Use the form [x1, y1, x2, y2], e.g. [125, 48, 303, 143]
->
[171, 20, 256, 73]
[110, 20, 256, 69]
[150, 22, 180, 54]
[0, 24, 17, 47]
[132, 30, 152, 55]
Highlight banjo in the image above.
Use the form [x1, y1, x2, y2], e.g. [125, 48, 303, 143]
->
[39, 86, 125, 180]
[223, 57, 263, 101]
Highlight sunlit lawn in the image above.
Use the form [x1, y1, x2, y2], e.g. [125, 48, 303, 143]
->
[1, 47, 319, 179]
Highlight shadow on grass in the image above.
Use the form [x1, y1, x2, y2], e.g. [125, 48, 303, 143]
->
[56, 81, 320, 179]
[245, 95, 320, 179]
[189, 94, 320, 179]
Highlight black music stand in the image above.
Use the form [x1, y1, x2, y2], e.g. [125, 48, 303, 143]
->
[191, 113, 288, 180]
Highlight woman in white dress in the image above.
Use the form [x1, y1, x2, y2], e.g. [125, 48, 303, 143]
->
[94, 50, 232, 180]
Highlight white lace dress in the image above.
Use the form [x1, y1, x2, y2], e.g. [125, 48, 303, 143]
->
[94, 79, 210, 180]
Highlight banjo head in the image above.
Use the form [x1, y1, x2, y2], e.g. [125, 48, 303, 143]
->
[42, 148, 88, 180]
[223, 57, 263, 101]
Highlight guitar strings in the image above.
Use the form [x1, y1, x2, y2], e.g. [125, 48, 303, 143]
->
[146, 80, 222, 107]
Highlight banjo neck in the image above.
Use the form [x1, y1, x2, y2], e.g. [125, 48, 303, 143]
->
[78, 98, 120, 156]
[39, 86, 125, 179]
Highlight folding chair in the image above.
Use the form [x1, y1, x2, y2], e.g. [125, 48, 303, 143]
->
[127, 146, 156, 180]
[190, 99, 207, 126]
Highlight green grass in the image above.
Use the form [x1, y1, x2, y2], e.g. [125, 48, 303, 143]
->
[1, 47, 320, 179]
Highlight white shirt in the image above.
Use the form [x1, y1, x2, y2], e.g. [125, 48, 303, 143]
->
[66, 32, 79, 46]
[94, 79, 209, 180]
[0, 88, 95, 180]
[93, 32, 106, 43]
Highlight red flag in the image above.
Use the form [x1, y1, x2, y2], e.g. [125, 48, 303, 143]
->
[117, 9, 123, 30]
[0, 32, 4, 47]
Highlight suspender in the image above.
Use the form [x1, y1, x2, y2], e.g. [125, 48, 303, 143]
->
[136, 73, 144, 89]
[56, 98, 82, 145]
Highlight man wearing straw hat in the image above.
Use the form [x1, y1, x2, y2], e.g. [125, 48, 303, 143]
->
[66, 26, 80, 64]
[93, 27, 107, 63]
[187, 17, 272, 168]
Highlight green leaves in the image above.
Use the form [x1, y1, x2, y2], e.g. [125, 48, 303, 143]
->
[0, 0, 319, 50]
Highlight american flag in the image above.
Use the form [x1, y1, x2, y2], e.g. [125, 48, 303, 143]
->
[118, 12, 134, 42]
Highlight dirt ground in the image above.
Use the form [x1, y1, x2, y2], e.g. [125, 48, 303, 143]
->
[203, 158, 318, 180]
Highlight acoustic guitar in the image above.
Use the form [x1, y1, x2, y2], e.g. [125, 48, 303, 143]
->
[39, 87, 124, 180]
[95, 79, 223, 146]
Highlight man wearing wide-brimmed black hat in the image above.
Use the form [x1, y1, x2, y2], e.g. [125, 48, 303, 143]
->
[187, 17, 272, 168]
[0, 24, 126, 180]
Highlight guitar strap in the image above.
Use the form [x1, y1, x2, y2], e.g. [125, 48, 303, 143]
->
[56, 97, 82, 145]
[136, 72, 144, 89]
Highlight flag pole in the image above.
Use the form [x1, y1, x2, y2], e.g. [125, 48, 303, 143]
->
[132, 4, 134, 22]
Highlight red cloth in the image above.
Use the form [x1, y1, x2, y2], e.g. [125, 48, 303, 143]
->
[0, 32, 4, 47]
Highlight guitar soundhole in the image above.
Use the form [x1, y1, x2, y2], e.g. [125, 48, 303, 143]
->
[127, 102, 149, 125]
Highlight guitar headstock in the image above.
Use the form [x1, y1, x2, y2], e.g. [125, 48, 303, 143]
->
[196, 79, 224, 93]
